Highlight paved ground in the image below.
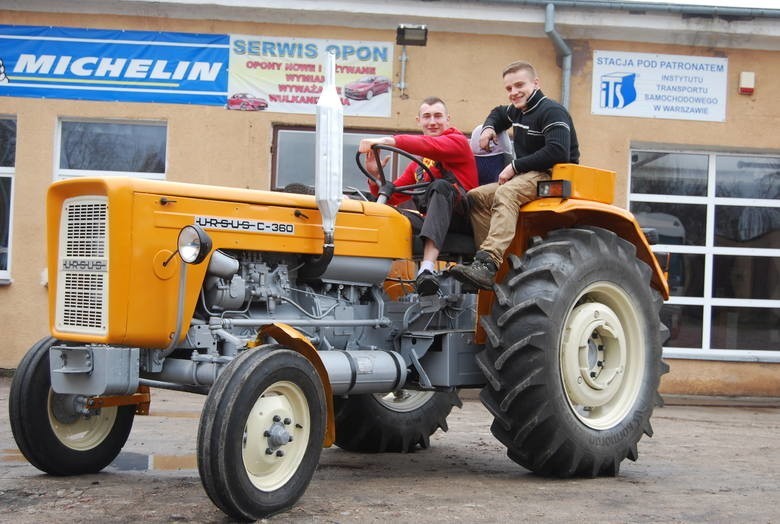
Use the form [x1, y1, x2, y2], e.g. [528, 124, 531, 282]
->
[2, 376, 780, 523]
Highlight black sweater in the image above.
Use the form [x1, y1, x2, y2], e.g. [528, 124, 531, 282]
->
[483, 89, 580, 174]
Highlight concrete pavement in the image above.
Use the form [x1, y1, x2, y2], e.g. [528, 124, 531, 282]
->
[2, 376, 780, 523]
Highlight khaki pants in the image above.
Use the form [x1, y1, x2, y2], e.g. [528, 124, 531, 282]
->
[468, 170, 551, 266]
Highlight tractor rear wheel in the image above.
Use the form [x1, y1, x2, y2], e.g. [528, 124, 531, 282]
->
[477, 226, 669, 477]
[9, 337, 136, 475]
[334, 390, 461, 452]
[197, 346, 326, 520]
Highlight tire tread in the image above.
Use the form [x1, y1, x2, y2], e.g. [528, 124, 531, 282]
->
[479, 226, 668, 478]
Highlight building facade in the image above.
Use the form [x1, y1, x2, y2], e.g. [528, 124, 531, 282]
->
[1, 0, 779, 395]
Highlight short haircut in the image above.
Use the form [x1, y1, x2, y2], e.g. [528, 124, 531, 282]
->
[420, 96, 447, 112]
[502, 60, 537, 79]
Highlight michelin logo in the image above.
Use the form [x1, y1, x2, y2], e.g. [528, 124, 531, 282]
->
[0, 59, 8, 83]
[13, 54, 222, 82]
[600, 72, 636, 109]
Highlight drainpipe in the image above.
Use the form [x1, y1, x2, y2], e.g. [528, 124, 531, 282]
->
[544, 2, 571, 109]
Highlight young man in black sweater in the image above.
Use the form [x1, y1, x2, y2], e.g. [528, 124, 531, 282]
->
[451, 60, 580, 289]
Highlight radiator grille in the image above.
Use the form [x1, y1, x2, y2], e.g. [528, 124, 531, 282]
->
[56, 197, 109, 335]
[64, 202, 108, 258]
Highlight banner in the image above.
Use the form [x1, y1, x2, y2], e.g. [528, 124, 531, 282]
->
[0, 24, 229, 105]
[591, 50, 728, 122]
[229, 35, 394, 117]
[0, 25, 396, 116]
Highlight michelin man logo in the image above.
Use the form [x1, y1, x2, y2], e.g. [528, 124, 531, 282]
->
[0, 59, 7, 83]
[600, 72, 636, 109]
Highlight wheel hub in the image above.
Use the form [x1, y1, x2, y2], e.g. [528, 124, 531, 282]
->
[242, 381, 311, 491]
[47, 390, 119, 451]
[263, 416, 294, 454]
[50, 393, 83, 424]
[561, 302, 626, 408]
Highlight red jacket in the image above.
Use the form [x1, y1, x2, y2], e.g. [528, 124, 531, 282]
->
[373, 127, 478, 206]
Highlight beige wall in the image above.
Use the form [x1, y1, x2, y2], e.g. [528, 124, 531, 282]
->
[1, 9, 779, 396]
[661, 360, 780, 397]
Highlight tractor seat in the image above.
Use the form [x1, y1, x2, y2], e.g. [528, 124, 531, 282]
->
[396, 209, 476, 261]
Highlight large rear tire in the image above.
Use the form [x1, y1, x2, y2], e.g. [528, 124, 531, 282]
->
[334, 390, 461, 452]
[478, 227, 669, 477]
[197, 346, 326, 521]
[9, 337, 136, 475]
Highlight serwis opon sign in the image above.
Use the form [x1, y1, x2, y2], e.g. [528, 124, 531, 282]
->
[591, 50, 728, 122]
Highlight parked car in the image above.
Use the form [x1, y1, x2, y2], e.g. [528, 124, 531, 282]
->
[227, 93, 269, 111]
[344, 76, 391, 100]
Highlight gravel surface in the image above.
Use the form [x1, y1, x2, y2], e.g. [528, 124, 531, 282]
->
[2, 378, 780, 523]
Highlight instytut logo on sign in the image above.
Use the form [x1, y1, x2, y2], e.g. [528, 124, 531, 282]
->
[600, 73, 636, 109]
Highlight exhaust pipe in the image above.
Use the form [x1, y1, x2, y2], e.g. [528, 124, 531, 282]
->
[301, 50, 343, 280]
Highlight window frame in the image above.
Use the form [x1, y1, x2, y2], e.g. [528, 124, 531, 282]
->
[272, 125, 421, 193]
[629, 147, 780, 363]
[0, 116, 16, 285]
[0, 166, 14, 285]
[55, 118, 168, 181]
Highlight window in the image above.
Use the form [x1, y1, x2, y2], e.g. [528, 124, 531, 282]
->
[630, 150, 780, 362]
[57, 120, 167, 180]
[273, 126, 416, 196]
[0, 118, 16, 284]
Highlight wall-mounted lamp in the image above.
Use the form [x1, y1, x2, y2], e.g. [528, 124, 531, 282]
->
[396, 24, 428, 99]
[396, 24, 428, 46]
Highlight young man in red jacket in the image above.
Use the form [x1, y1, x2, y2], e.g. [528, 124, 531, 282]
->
[359, 96, 478, 295]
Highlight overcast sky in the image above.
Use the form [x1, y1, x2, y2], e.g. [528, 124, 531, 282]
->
[622, 0, 780, 9]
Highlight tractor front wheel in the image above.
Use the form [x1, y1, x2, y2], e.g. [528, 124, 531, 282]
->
[9, 337, 136, 475]
[197, 346, 326, 520]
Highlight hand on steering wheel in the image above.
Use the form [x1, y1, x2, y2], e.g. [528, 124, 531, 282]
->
[355, 144, 435, 198]
[361, 148, 390, 186]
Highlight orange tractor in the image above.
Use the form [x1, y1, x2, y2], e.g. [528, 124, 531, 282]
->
[9, 57, 668, 522]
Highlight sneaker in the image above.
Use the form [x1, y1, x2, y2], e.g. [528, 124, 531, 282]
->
[449, 251, 497, 290]
[416, 270, 440, 296]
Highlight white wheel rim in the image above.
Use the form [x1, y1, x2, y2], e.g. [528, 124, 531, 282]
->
[560, 282, 645, 430]
[48, 390, 117, 450]
[374, 390, 435, 413]
[242, 380, 311, 491]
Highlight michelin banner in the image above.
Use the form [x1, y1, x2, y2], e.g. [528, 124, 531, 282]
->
[591, 50, 728, 122]
[0, 25, 395, 116]
[0, 24, 229, 105]
[229, 35, 394, 117]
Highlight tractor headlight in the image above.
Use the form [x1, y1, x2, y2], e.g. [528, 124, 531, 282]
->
[177, 225, 212, 264]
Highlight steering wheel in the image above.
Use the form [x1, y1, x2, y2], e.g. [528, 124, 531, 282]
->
[355, 144, 434, 198]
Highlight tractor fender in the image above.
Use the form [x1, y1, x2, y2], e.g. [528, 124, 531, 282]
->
[257, 323, 335, 447]
[519, 197, 670, 299]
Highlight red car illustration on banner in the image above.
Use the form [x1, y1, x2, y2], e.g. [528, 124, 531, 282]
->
[227, 93, 269, 111]
[344, 75, 391, 100]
